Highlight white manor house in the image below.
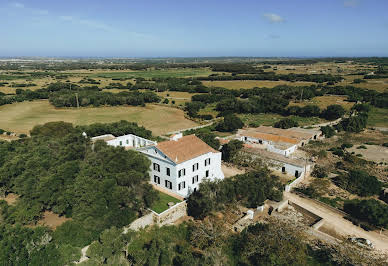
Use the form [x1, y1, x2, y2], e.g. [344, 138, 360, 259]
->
[91, 133, 224, 198]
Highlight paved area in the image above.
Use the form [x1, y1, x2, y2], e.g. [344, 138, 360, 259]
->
[285, 192, 388, 254]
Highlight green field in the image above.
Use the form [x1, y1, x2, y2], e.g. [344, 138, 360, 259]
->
[150, 191, 182, 214]
[90, 68, 214, 79]
[0, 100, 198, 136]
[367, 107, 388, 127]
[239, 113, 324, 127]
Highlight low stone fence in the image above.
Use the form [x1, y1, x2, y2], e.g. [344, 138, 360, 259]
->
[151, 201, 187, 225]
[124, 201, 187, 232]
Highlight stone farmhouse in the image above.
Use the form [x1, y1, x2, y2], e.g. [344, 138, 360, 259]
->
[235, 126, 322, 178]
[237, 126, 322, 157]
[91, 133, 224, 198]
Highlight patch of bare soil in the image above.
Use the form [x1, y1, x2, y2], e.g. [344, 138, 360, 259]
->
[0, 193, 19, 205]
[221, 163, 245, 178]
[37, 211, 71, 230]
[319, 224, 343, 240]
[347, 144, 388, 164]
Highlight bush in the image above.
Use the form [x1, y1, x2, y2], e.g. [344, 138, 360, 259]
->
[334, 170, 382, 196]
[0, 129, 4, 134]
[216, 114, 244, 132]
[274, 118, 298, 129]
[344, 199, 388, 229]
[221, 139, 244, 162]
[357, 145, 367, 149]
[321, 104, 345, 120]
[311, 165, 328, 178]
[320, 125, 336, 138]
[341, 143, 353, 149]
[162, 98, 169, 104]
[19, 134, 27, 138]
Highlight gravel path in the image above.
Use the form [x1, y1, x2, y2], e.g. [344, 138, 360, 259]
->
[285, 192, 388, 254]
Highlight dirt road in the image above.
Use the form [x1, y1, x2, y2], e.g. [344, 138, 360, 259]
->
[285, 192, 388, 254]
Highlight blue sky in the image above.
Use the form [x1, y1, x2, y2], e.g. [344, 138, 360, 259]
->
[0, 0, 387, 57]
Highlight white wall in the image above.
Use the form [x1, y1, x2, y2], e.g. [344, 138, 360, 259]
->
[143, 147, 224, 198]
[107, 134, 156, 148]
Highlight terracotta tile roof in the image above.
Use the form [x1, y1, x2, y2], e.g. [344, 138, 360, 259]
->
[241, 130, 300, 145]
[156, 135, 218, 164]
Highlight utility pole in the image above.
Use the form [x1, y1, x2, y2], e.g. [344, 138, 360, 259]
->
[75, 92, 79, 108]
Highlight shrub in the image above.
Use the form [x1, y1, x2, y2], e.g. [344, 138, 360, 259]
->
[321, 104, 345, 120]
[274, 118, 298, 129]
[162, 98, 169, 104]
[320, 125, 336, 138]
[341, 143, 353, 149]
[311, 165, 328, 178]
[334, 170, 382, 196]
[344, 199, 388, 229]
[216, 114, 244, 132]
[19, 134, 27, 138]
[357, 145, 367, 149]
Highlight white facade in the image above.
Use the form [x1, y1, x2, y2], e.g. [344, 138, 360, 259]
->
[238, 135, 298, 157]
[97, 133, 224, 198]
[140, 146, 223, 198]
[106, 134, 156, 148]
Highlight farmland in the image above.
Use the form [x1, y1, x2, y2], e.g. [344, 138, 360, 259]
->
[202, 80, 316, 89]
[0, 100, 198, 136]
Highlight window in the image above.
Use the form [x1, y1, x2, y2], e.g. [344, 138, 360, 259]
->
[153, 163, 160, 172]
[154, 175, 160, 184]
[205, 170, 209, 178]
[192, 175, 199, 184]
[178, 181, 186, 190]
[178, 168, 186, 177]
[126, 139, 129, 144]
[244, 137, 247, 141]
[165, 180, 172, 189]
[204, 158, 211, 166]
[192, 163, 199, 172]
[259, 140, 263, 144]
[119, 141, 123, 146]
[166, 167, 170, 176]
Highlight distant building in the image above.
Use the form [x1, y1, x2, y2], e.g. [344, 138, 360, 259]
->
[237, 126, 322, 156]
[234, 126, 319, 177]
[92, 133, 224, 198]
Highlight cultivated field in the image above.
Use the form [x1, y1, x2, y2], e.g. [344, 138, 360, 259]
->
[0, 100, 198, 136]
[288, 95, 355, 111]
[202, 80, 316, 89]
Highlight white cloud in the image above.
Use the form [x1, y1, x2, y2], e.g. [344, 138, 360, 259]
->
[263, 13, 284, 23]
[344, 0, 359, 7]
[59, 15, 73, 21]
[10, 2, 24, 8]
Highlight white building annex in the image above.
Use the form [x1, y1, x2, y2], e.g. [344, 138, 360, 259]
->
[91, 133, 224, 198]
[233, 126, 320, 178]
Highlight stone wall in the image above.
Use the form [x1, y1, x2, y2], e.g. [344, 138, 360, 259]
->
[155, 201, 187, 225]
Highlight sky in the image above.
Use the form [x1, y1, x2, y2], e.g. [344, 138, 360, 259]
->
[0, 0, 387, 57]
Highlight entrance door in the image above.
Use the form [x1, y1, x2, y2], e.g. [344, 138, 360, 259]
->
[295, 170, 299, 177]
[282, 166, 286, 173]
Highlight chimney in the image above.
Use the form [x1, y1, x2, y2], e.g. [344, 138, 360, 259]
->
[170, 133, 183, 141]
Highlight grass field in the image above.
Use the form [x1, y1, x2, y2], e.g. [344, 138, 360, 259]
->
[0, 100, 198, 136]
[239, 113, 324, 127]
[367, 107, 388, 127]
[202, 80, 316, 89]
[91, 68, 214, 79]
[150, 191, 182, 214]
[288, 95, 355, 111]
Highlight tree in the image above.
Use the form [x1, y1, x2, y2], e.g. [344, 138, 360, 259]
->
[221, 139, 243, 162]
[321, 104, 345, 120]
[335, 170, 381, 196]
[216, 114, 244, 132]
[196, 132, 220, 150]
[320, 125, 335, 138]
[274, 118, 299, 129]
[233, 222, 309, 265]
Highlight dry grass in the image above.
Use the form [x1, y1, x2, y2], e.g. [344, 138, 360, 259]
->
[288, 95, 354, 111]
[0, 100, 198, 136]
[202, 80, 316, 89]
[37, 211, 72, 230]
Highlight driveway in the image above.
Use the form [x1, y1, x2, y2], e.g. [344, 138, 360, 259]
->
[285, 192, 388, 254]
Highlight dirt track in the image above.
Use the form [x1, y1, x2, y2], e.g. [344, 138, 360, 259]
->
[285, 192, 388, 254]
